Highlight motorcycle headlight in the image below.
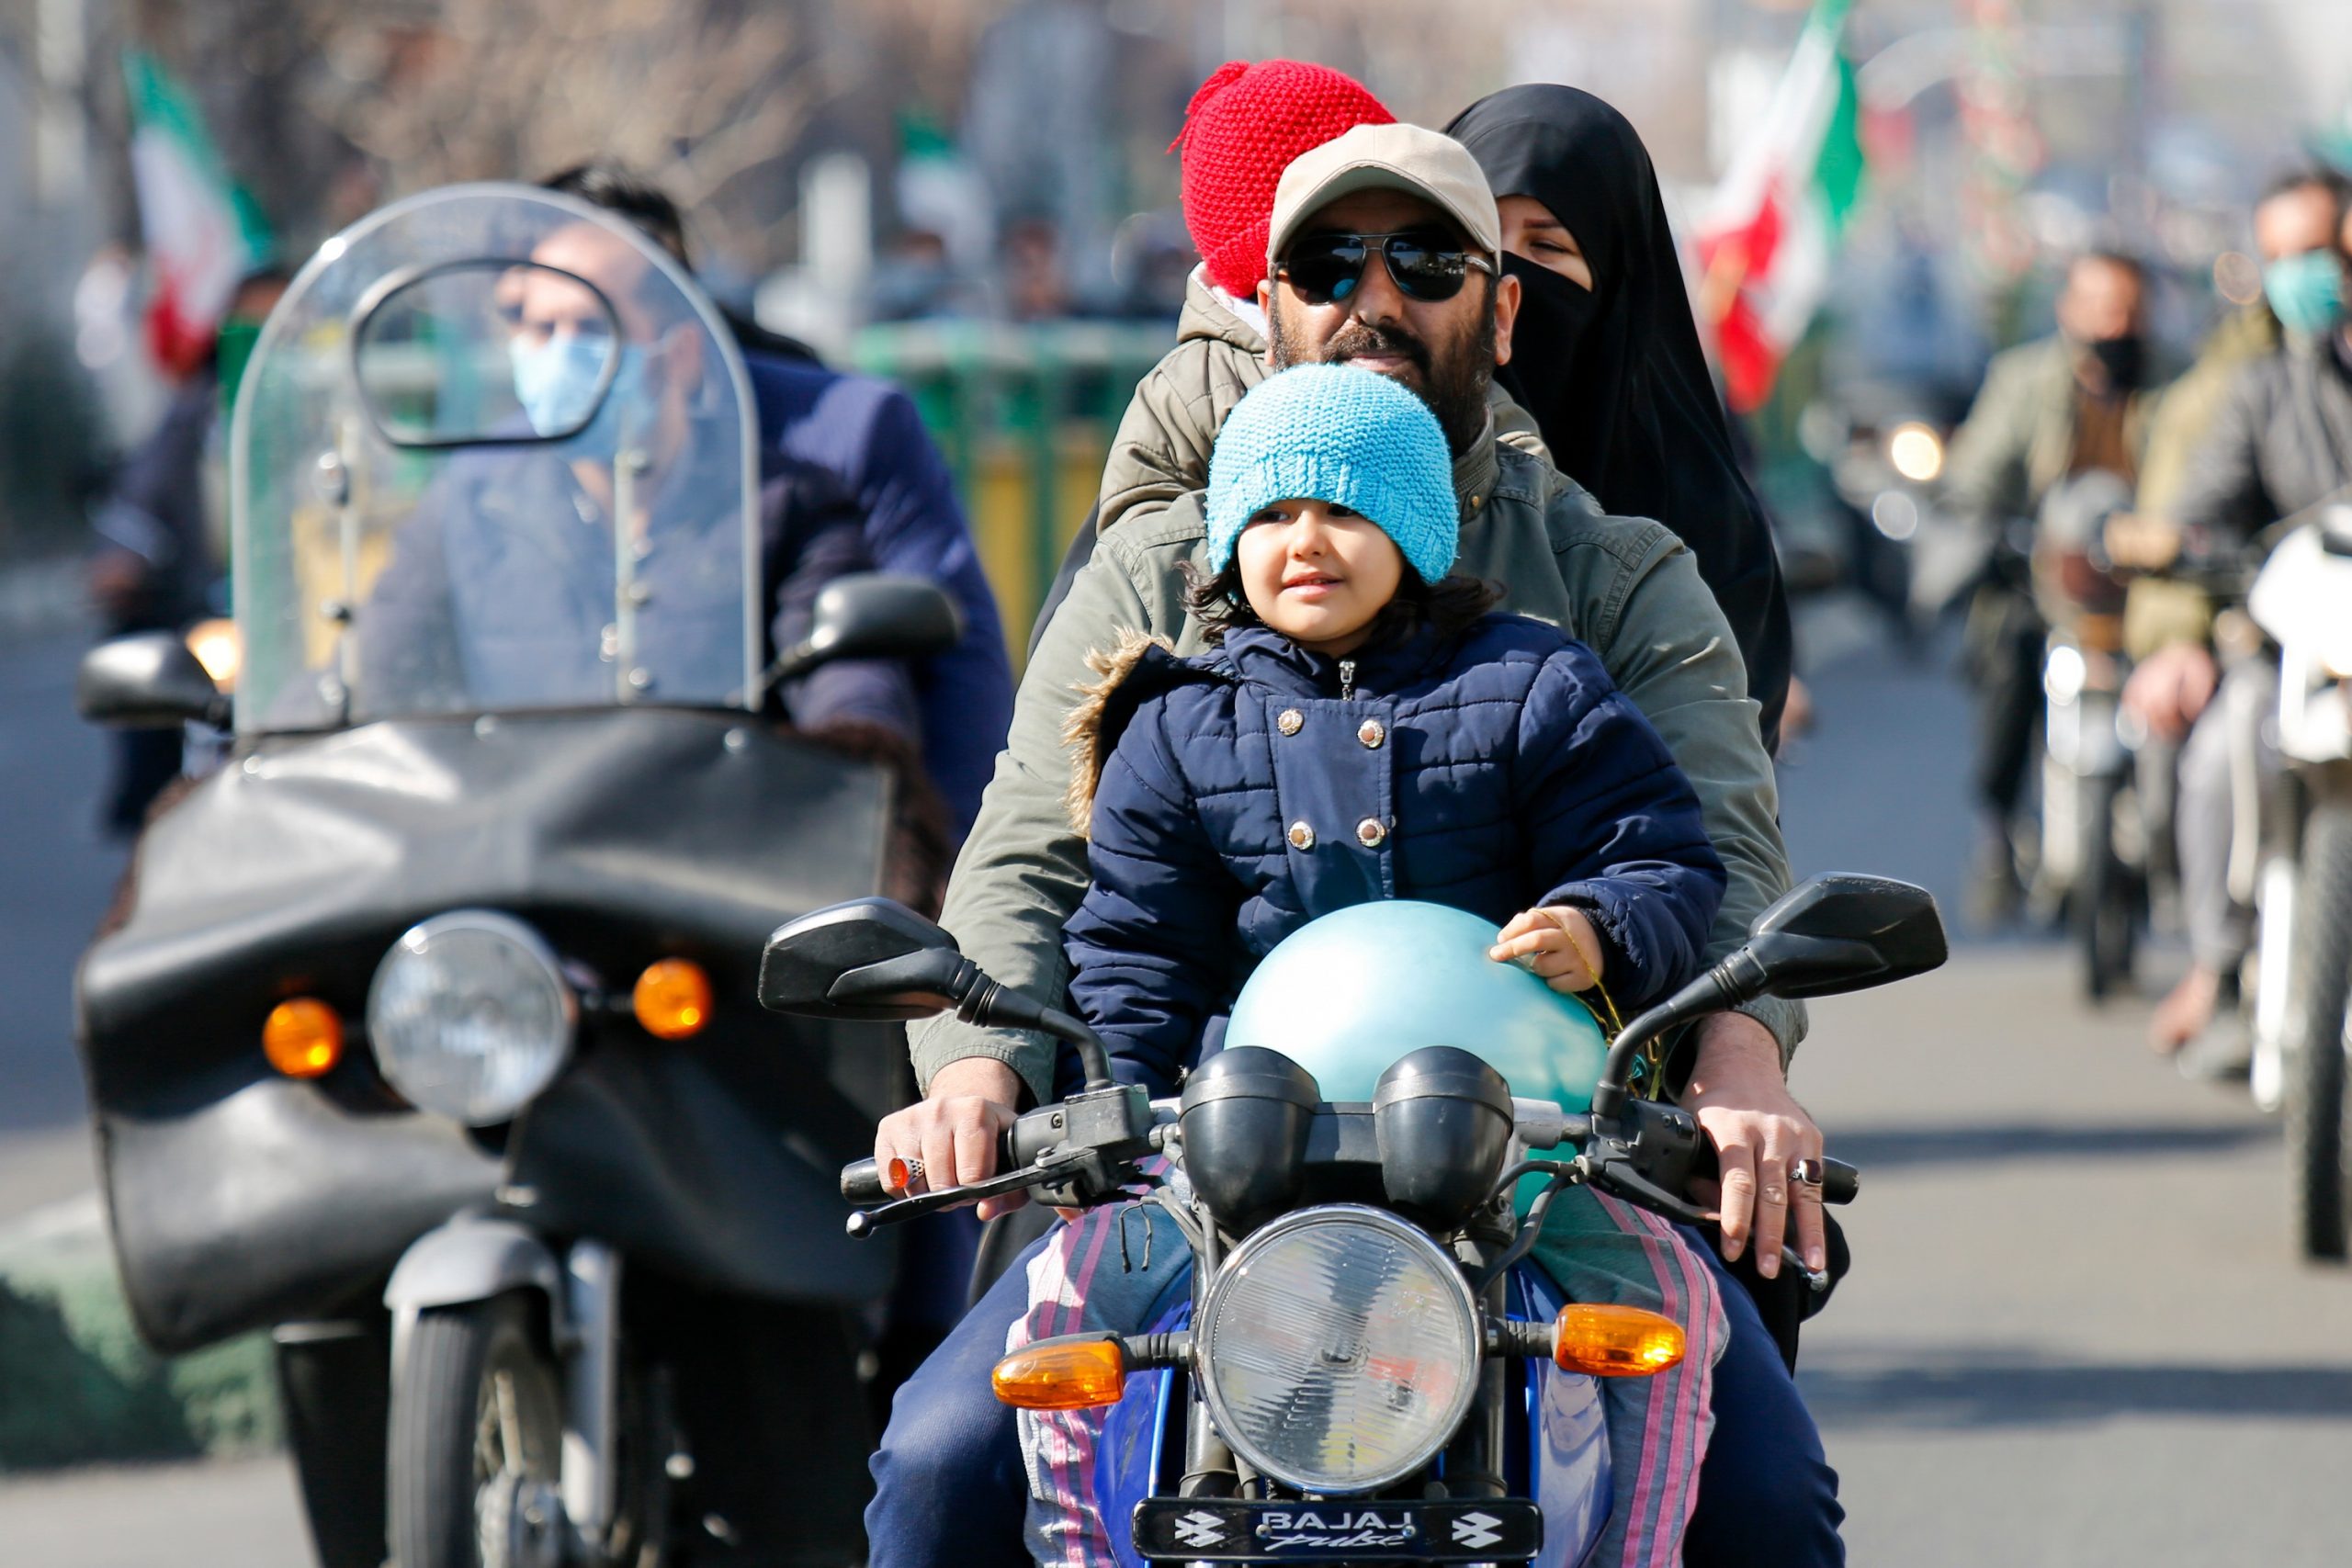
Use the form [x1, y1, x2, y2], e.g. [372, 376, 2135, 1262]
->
[368, 911, 576, 1124]
[1194, 1205, 1480, 1494]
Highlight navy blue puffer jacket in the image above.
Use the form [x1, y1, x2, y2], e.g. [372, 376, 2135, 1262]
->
[1061, 614, 1725, 1095]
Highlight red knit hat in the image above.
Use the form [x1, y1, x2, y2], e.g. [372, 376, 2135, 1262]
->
[1173, 60, 1395, 299]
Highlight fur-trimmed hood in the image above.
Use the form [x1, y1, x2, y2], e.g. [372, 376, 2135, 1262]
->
[1062, 628, 1189, 837]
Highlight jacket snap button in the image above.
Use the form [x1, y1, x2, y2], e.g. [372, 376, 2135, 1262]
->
[1357, 718, 1385, 749]
[1276, 708, 1304, 736]
[1356, 818, 1387, 847]
[1287, 821, 1317, 851]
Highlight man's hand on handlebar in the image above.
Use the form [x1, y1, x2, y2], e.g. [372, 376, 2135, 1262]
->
[874, 1056, 1027, 1219]
[1678, 1012, 1826, 1281]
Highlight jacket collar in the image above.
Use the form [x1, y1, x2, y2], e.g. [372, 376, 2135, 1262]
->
[1215, 620, 1457, 697]
[1453, 412, 1501, 518]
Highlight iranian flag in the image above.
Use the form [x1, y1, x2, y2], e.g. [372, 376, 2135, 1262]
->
[124, 51, 271, 378]
[1696, 0, 1865, 413]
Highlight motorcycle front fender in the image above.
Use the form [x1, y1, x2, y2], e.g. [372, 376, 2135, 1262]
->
[383, 1216, 567, 1353]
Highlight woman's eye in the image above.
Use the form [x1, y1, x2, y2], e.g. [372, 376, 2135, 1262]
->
[1248, 508, 1290, 525]
[1327, 504, 1358, 519]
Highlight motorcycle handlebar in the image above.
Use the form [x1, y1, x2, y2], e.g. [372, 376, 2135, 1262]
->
[841, 1125, 1023, 1204]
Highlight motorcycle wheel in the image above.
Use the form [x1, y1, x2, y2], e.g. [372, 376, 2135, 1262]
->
[390, 1293, 566, 1568]
[2076, 774, 2137, 1003]
[2286, 798, 2352, 1261]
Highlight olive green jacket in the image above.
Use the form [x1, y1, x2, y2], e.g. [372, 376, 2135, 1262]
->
[916, 419, 1800, 1102]
[1942, 333, 2164, 534]
[1095, 269, 1544, 536]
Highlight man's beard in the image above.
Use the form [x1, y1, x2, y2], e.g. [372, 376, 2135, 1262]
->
[1269, 292, 1496, 457]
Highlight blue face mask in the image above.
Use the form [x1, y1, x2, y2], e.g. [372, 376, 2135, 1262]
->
[508, 333, 650, 457]
[2263, 248, 2348, 338]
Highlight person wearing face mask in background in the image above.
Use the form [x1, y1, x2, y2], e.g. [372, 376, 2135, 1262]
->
[357, 216, 928, 760]
[1446, 84, 1794, 758]
[1938, 249, 2165, 928]
[2110, 168, 2352, 1066]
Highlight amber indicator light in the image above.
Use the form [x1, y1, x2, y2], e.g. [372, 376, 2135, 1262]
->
[633, 959, 714, 1040]
[1553, 1303, 1686, 1377]
[991, 1337, 1127, 1410]
[263, 998, 344, 1079]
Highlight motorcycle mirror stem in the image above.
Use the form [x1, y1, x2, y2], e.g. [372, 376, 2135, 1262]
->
[1589, 874, 1947, 1121]
[759, 897, 1120, 1090]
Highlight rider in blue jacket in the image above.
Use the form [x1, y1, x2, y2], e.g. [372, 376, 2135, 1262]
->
[544, 164, 1013, 833]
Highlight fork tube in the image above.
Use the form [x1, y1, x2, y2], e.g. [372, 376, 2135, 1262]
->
[1179, 1204, 1236, 1498]
[1444, 1231, 1509, 1499]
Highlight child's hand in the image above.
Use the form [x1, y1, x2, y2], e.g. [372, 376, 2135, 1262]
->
[1488, 907, 1605, 994]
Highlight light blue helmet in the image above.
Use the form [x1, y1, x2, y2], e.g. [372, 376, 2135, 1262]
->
[1227, 900, 1607, 1114]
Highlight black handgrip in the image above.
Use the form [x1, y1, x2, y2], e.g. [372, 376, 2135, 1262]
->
[842, 1122, 1031, 1207]
[842, 1157, 888, 1204]
[1816, 1157, 1860, 1205]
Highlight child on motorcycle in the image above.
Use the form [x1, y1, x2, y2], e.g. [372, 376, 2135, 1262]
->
[1021, 363, 1732, 1565]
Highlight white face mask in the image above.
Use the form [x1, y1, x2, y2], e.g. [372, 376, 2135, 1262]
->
[507, 330, 633, 445]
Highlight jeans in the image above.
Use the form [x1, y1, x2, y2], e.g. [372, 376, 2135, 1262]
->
[2177, 660, 2278, 974]
[865, 1225, 1842, 1568]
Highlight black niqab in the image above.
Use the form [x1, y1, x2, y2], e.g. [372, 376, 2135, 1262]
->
[1447, 85, 1792, 751]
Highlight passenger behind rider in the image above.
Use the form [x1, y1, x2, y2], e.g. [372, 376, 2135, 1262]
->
[2115, 167, 2352, 1069]
[1447, 84, 1793, 756]
[1012, 360, 1730, 1565]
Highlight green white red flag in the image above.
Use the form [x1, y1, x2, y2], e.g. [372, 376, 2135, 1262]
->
[1696, 0, 1866, 412]
[124, 51, 272, 378]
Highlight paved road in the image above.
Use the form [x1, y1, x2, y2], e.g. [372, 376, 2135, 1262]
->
[0, 626, 118, 1216]
[2, 607, 2347, 1562]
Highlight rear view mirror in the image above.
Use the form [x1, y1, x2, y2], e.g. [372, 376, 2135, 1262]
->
[759, 897, 967, 1022]
[352, 259, 620, 448]
[77, 633, 231, 730]
[1589, 874, 1946, 1118]
[770, 576, 963, 685]
[1739, 874, 1948, 1001]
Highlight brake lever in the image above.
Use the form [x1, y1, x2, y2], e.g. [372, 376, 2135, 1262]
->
[1586, 1155, 1831, 1294]
[844, 1162, 1059, 1237]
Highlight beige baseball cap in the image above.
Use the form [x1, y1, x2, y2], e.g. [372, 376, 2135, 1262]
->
[1265, 122, 1503, 275]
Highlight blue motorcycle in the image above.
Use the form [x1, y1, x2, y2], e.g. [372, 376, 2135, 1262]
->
[761, 874, 1943, 1564]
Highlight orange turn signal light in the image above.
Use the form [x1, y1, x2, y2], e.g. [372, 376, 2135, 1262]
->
[633, 959, 713, 1040]
[991, 1337, 1127, 1410]
[1553, 1303, 1685, 1377]
[263, 998, 344, 1079]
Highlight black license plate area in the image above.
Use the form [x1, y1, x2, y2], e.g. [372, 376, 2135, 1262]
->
[1133, 1497, 1542, 1562]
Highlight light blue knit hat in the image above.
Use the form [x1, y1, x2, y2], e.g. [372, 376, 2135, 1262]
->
[1204, 363, 1458, 583]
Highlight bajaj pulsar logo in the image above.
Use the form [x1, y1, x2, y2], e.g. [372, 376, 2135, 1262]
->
[1171, 1511, 1227, 1549]
[1451, 1511, 1504, 1550]
[1255, 1508, 1416, 1551]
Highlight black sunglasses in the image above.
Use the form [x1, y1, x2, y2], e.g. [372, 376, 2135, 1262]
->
[1277, 230, 1497, 306]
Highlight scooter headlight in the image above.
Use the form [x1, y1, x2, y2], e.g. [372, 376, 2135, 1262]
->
[1194, 1205, 1480, 1494]
[368, 911, 576, 1124]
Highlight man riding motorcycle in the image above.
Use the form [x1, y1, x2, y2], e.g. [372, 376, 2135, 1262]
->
[2118, 168, 2352, 1071]
[1940, 249, 2163, 928]
[542, 162, 1015, 835]
[867, 123, 1841, 1568]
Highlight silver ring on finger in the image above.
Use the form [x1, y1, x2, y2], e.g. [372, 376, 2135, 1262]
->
[1791, 1158, 1825, 1188]
[899, 1156, 925, 1190]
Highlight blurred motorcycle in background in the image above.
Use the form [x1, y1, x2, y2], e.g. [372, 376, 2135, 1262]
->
[2032, 471, 2151, 1002]
[74, 184, 961, 1568]
[2243, 502, 2352, 1259]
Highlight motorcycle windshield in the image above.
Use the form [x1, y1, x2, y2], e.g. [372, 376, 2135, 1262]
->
[230, 184, 759, 731]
